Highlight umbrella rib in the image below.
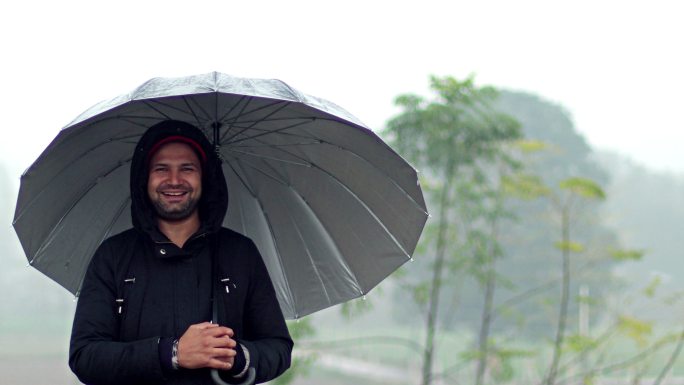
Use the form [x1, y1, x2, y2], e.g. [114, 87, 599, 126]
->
[224, 116, 347, 125]
[16, 137, 137, 222]
[247, 143, 415, 258]
[226, 118, 315, 146]
[218, 95, 249, 139]
[278, 138, 427, 215]
[237, 133, 427, 216]
[74, 195, 131, 297]
[215, 117, 322, 144]
[30, 159, 132, 265]
[229, 157, 363, 297]
[220, 116, 314, 125]
[187, 94, 213, 123]
[239, 154, 362, 304]
[230, 129, 322, 146]
[288, 212, 332, 306]
[261, 208, 299, 319]
[219, 121, 311, 139]
[217, 95, 248, 124]
[182, 96, 205, 128]
[224, 159, 258, 198]
[225, 148, 311, 167]
[220, 97, 253, 143]
[115, 116, 166, 131]
[141, 100, 174, 120]
[145, 98, 207, 122]
[100, 196, 131, 241]
[90, 115, 162, 131]
[227, 159, 299, 317]
[229, 141, 321, 149]
[34, 114, 147, 166]
[223, 102, 292, 144]
[94, 115, 167, 122]
[223, 99, 289, 124]
[227, 155, 289, 187]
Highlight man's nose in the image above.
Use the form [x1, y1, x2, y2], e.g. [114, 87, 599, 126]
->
[168, 169, 181, 185]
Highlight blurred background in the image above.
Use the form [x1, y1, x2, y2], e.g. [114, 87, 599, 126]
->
[1, 1, 683, 384]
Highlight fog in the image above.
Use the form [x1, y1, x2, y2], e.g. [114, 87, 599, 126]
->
[2, 1, 684, 384]
[2, 89, 683, 384]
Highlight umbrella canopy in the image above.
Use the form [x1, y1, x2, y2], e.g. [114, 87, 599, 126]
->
[13, 72, 428, 319]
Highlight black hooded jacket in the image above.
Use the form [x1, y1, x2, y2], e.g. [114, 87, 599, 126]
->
[69, 120, 292, 385]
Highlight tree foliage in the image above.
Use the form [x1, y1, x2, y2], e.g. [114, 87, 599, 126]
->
[385, 75, 522, 385]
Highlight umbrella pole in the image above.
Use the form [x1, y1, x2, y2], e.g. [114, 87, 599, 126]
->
[209, 216, 255, 385]
[212, 121, 221, 151]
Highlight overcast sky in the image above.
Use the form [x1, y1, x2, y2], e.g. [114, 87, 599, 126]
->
[2, 0, 682, 189]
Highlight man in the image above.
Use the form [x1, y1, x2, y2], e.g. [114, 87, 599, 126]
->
[70, 120, 292, 385]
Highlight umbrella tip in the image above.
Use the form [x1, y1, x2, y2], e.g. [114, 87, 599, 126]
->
[409, 257, 415, 262]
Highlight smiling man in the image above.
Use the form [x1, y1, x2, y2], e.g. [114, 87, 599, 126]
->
[69, 120, 292, 385]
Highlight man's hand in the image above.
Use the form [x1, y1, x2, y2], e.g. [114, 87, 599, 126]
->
[177, 322, 237, 370]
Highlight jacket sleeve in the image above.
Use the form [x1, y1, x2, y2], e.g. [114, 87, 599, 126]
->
[69, 239, 167, 385]
[232, 239, 293, 384]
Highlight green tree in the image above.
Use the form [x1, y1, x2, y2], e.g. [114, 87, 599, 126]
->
[470, 154, 550, 385]
[485, 91, 618, 341]
[544, 177, 605, 385]
[385, 75, 521, 385]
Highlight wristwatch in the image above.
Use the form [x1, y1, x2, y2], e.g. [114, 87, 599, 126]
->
[171, 339, 180, 370]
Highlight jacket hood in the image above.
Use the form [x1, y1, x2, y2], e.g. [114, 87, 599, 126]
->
[130, 120, 228, 237]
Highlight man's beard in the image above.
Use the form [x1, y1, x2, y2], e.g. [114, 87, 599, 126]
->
[151, 198, 199, 220]
[150, 190, 200, 221]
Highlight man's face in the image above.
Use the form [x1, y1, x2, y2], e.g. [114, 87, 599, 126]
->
[147, 141, 203, 221]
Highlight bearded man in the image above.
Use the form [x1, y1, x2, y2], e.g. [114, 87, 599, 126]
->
[69, 120, 292, 385]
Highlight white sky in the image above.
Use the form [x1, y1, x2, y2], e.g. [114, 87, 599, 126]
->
[2, 0, 683, 190]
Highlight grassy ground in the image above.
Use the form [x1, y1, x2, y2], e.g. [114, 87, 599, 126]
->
[2, 301, 683, 385]
[296, 310, 684, 385]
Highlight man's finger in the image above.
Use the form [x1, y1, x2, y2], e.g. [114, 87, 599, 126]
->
[203, 326, 234, 337]
[204, 336, 236, 349]
[222, 336, 237, 348]
[211, 347, 237, 358]
[192, 322, 218, 330]
[208, 358, 233, 370]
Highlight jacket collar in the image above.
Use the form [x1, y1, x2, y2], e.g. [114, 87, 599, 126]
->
[146, 225, 210, 259]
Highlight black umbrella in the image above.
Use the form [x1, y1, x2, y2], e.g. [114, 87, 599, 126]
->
[13, 72, 428, 320]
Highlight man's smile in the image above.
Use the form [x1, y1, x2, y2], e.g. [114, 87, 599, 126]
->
[158, 189, 192, 202]
[161, 191, 189, 196]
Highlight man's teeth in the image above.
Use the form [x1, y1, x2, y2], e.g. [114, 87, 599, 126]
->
[162, 192, 186, 196]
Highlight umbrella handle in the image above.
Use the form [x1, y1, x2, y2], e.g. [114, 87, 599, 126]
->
[211, 367, 256, 385]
